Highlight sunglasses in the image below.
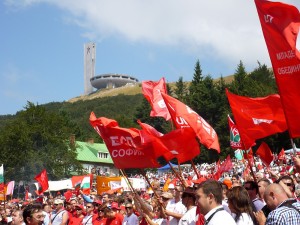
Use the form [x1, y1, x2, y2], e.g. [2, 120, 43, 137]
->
[98, 210, 104, 213]
[125, 207, 133, 209]
[76, 209, 82, 211]
[284, 183, 293, 186]
[86, 206, 93, 208]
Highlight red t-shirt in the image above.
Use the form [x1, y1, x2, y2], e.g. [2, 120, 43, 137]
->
[69, 216, 84, 225]
[93, 217, 107, 225]
[105, 213, 124, 225]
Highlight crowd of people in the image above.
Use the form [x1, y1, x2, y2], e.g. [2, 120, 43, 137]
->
[1, 154, 300, 225]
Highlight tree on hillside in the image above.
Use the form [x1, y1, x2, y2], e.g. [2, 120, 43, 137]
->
[248, 61, 277, 96]
[230, 60, 248, 95]
[192, 60, 203, 84]
[0, 102, 83, 182]
[187, 60, 204, 110]
[174, 76, 187, 102]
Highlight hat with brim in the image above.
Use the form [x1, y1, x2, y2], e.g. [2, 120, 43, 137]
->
[160, 192, 173, 199]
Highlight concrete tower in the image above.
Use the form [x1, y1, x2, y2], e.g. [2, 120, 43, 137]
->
[84, 43, 96, 95]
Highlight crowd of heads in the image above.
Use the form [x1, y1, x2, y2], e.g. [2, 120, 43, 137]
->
[0, 153, 300, 225]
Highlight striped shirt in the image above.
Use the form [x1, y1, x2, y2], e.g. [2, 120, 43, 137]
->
[266, 199, 300, 225]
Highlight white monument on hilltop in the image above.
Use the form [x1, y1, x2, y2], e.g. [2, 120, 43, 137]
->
[84, 42, 96, 95]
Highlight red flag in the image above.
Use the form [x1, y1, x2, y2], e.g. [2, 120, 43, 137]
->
[90, 112, 160, 169]
[0, 183, 4, 192]
[254, 0, 300, 138]
[244, 148, 254, 166]
[138, 121, 200, 163]
[256, 142, 274, 166]
[278, 148, 286, 160]
[257, 164, 263, 171]
[228, 115, 243, 149]
[161, 93, 220, 153]
[226, 89, 287, 149]
[64, 190, 73, 202]
[243, 167, 251, 180]
[142, 77, 171, 120]
[34, 169, 49, 195]
[213, 155, 233, 180]
[25, 190, 29, 200]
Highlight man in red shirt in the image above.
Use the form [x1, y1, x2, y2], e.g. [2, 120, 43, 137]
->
[103, 203, 123, 225]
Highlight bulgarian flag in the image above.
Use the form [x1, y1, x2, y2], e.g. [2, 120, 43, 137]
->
[72, 175, 92, 195]
[288, 166, 294, 175]
[80, 176, 91, 195]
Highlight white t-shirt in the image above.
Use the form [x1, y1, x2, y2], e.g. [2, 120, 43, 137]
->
[122, 213, 139, 225]
[204, 206, 236, 225]
[82, 215, 93, 225]
[178, 206, 197, 225]
[166, 199, 187, 225]
[232, 213, 254, 225]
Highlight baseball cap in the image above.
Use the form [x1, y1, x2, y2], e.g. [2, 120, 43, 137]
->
[110, 202, 120, 210]
[54, 199, 64, 205]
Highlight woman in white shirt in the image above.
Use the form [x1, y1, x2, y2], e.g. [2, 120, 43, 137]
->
[227, 186, 258, 225]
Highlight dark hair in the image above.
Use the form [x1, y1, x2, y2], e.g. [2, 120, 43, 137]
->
[276, 175, 295, 192]
[23, 204, 42, 225]
[232, 174, 239, 180]
[197, 179, 222, 204]
[220, 182, 228, 191]
[244, 181, 258, 194]
[182, 187, 196, 202]
[227, 186, 258, 225]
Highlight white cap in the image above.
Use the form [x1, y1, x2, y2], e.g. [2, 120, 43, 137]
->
[168, 183, 175, 189]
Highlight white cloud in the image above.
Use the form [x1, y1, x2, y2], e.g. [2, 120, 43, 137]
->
[5, 0, 300, 72]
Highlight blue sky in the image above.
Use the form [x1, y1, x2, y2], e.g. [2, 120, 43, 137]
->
[1, 0, 299, 115]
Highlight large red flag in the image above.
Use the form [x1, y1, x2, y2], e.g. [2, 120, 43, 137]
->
[161, 93, 220, 153]
[254, 0, 300, 138]
[34, 169, 49, 195]
[226, 89, 287, 149]
[228, 115, 243, 149]
[90, 112, 160, 169]
[256, 142, 274, 167]
[138, 121, 200, 163]
[142, 77, 171, 121]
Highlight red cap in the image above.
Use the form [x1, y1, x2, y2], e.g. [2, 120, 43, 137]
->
[94, 200, 102, 205]
[192, 177, 207, 184]
[110, 202, 120, 210]
[75, 204, 84, 210]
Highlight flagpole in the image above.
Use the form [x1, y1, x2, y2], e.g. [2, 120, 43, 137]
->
[290, 138, 297, 156]
[139, 169, 166, 211]
[119, 169, 135, 193]
[244, 149, 257, 183]
[190, 160, 200, 179]
[139, 169, 161, 200]
[167, 162, 188, 188]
